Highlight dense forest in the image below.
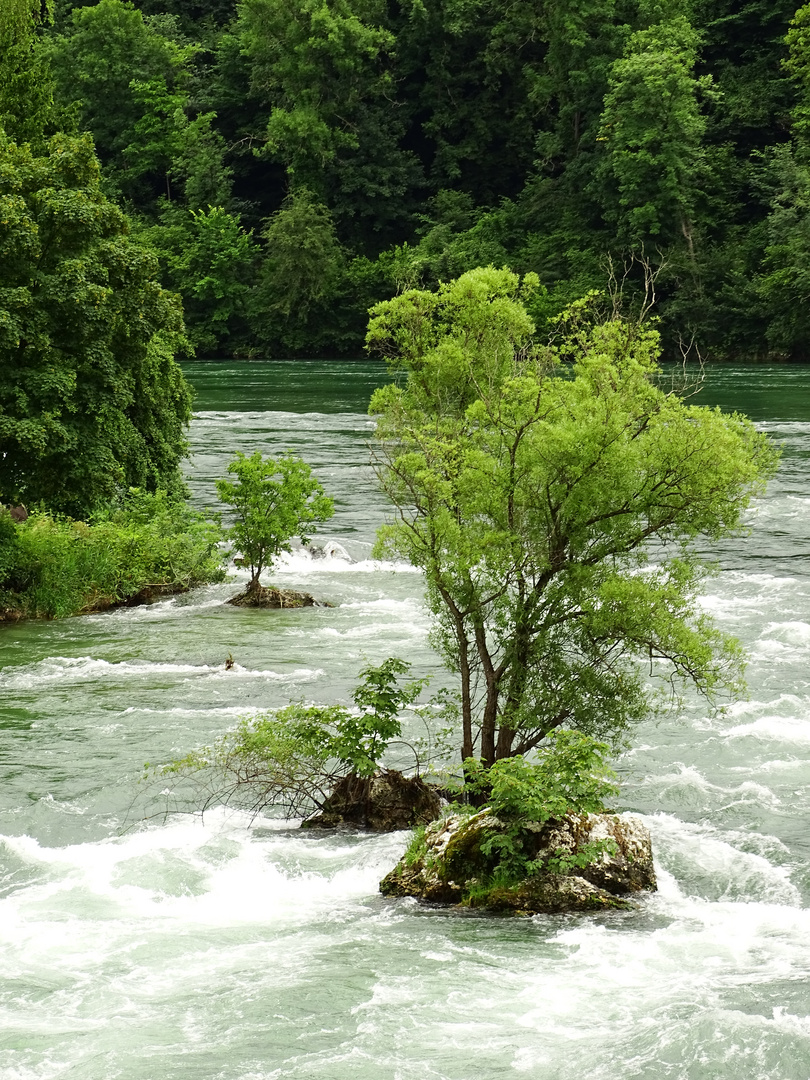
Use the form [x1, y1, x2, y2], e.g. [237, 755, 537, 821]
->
[5, 0, 810, 361]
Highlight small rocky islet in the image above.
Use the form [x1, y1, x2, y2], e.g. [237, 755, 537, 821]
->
[380, 805, 657, 915]
[304, 768, 657, 915]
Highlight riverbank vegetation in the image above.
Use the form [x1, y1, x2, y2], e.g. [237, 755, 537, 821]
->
[8, 0, 810, 361]
[0, 490, 224, 620]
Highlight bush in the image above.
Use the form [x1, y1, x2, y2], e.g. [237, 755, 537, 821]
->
[153, 658, 425, 819]
[463, 730, 620, 882]
[0, 489, 224, 618]
[465, 730, 620, 825]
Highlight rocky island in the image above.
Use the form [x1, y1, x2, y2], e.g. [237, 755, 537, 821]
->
[381, 808, 657, 915]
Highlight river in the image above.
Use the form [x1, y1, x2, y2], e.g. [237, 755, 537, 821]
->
[2, 361, 810, 1079]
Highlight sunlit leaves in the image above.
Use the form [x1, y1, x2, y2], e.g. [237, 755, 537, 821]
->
[369, 268, 778, 765]
[216, 450, 334, 589]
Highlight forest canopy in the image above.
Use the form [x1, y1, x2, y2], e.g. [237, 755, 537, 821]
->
[15, 0, 810, 362]
[0, 2, 194, 517]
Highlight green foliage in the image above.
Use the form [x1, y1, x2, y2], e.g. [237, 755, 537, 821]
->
[139, 203, 256, 353]
[216, 451, 334, 590]
[0, 128, 192, 517]
[239, 0, 420, 241]
[543, 839, 619, 877]
[0, 489, 224, 619]
[0, 1, 62, 147]
[37, 0, 810, 359]
[158, 657, 424, 816]
[595, 15, 711, 251]
[403, 825, 428, 867]
[47, 0, 193, 182]
[465, 730, 619, 826]
[460, 730, 620, 883]
[369, 267, 779, 767]
[251, 187, 344, 353]
[335, 657, 426, 776]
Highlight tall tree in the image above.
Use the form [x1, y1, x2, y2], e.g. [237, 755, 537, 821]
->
[594, 14, 710, 254]
[368, 268, 776, 766]
[0, 0, 59, 144]
[238, 0, 421, 245]
[47, 0, 197, 203]
[0, 130, 192, 515]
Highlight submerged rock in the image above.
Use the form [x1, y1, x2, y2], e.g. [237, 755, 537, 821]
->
[304, 770, 443, 832]
[306, 540, 351, 561]
[380, 809, 656, 914]
[227, 585, 329, 608]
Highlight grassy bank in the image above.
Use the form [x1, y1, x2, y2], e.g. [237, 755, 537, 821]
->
[0, 490, 225, 620]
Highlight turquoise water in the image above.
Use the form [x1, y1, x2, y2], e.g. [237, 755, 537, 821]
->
[2, 361, 810, 1079]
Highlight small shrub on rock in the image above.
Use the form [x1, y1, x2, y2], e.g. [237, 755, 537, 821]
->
[153, 658, 434, 828]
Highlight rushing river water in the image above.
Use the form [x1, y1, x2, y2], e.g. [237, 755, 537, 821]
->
[2, 360, 810, 1079]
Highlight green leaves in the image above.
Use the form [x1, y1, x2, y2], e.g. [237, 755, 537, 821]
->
[160, 657, 425, 816]
[216, 450, 334, 589]
[464, 730, 620, 881]
[0, 130, 192, 517]
[0, 489, 224, 618]
[369, 268, 778, 765]
[595, 15, 711, 249]
[239, 0, 419, 239]
[467, 731, 619, 825]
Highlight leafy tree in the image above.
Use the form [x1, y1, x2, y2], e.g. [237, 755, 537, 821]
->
[0, 129, 192, 516]
[251, 187, 344, 353]
[368, 267, 778, 767]
[156, 657, 424, 817]
[140, 203, 256, 353]
[216, 451, 334, 592]
[694, 0, 796, 157]
[47, 0, 193, 186]
[595, 14, 711, 253]
[461, 729, 620, 877]
[752, 3, 810, 357]
[238, 0, 420, 243]
[393, 0, 546, 201]
[0, 0, 60, 145]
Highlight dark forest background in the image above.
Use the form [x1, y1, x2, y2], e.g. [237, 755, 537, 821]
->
[13, 0, 810, 360]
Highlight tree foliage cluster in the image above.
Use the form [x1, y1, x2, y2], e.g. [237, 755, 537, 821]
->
[0, 1, 199, 518]
[368, 267, 779, 767]
[216, 449, 334, 593]
[157, 271, 777, 840]
[155, 657, 425, 819]
[18, 0, 810, 360]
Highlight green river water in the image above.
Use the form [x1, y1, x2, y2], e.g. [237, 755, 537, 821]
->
[2, 360, 810, 1079]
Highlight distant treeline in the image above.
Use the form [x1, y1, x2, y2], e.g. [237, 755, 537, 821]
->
[23, 0, 810, 358]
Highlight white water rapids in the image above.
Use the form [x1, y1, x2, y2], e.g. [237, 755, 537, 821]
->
[2, 361, 810, 1079]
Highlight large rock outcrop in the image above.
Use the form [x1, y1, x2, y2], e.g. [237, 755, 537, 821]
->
[380, 808, 656, 914]
[304, 770, 443, 832]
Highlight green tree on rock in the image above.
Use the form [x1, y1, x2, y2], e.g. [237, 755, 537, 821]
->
[217, 451, 334, 594]
[367, 267, 777, 767]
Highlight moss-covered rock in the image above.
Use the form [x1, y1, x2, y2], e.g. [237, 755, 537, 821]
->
[380, 809, 656, 914]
